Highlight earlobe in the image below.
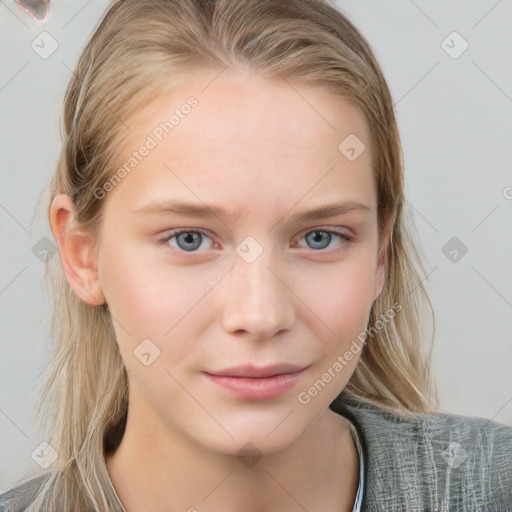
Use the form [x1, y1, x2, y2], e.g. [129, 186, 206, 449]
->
[49, 194, 105, 306]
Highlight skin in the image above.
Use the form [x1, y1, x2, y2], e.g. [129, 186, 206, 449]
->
[50, 68, 389, 512]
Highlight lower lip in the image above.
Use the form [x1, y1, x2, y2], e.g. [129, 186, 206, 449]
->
[203, 369, 307, 400]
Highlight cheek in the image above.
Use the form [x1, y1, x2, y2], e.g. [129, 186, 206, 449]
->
[294, 253, 376, 350]
[100, 237, 182, 329]
[99, 241, 220, 363]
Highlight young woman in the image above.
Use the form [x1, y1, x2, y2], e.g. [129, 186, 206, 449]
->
[2, 0, 511, 511]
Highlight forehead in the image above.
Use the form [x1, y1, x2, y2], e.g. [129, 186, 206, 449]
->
[109, 69, 376, 216]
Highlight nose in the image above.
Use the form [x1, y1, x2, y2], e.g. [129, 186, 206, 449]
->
[220, 243, 295, 340]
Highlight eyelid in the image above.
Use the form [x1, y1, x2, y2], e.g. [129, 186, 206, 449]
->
[301, 225, 354, 238]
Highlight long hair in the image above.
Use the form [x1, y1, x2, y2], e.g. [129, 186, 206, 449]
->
[22, 0, 437, 509]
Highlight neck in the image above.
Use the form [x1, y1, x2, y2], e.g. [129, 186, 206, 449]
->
[106, 399, 359, 512]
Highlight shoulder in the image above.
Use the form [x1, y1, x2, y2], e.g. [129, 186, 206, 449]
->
[0, 473, 50, 512]
[332, 397, 512, 512]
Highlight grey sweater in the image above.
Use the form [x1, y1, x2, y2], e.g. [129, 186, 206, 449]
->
[2, 398, 511, 511]
[333, 399, 512, 511]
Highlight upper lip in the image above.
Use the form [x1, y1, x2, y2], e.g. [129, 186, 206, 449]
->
[205, 364, 309, 378]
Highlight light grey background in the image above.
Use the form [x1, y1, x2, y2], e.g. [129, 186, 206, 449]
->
[1, 0, 511, 491]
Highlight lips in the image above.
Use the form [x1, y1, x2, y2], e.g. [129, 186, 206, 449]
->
[202, 364, 310, 400]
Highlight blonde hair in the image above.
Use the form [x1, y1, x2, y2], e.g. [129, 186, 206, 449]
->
[23, 0, 437, 509]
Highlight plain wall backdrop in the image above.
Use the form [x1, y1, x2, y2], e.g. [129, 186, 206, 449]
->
[1, 0, 511, 491]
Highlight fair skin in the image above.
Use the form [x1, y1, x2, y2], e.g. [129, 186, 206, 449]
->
[50, 69, 389, 512]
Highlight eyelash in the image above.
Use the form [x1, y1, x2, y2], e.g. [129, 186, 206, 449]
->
[158, 228, 354, 257]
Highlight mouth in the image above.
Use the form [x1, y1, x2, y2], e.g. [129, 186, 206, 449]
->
[202, 364, 310, 400]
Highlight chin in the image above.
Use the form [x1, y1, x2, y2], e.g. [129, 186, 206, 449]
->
[191, 415, 309, 459]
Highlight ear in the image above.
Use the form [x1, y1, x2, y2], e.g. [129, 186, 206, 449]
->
[373, 246, 387, 301]
[49, 194, 105, 306]
[373, 216, 393, 302]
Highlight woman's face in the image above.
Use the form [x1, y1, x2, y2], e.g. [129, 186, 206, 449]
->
[94, 69, 386, 455]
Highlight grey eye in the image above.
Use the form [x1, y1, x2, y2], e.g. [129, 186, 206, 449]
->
[305, 231, 332, 250]
[175, 232, 203, 251]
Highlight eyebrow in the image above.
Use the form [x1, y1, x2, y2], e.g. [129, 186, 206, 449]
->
[130, 199, 371, 224]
